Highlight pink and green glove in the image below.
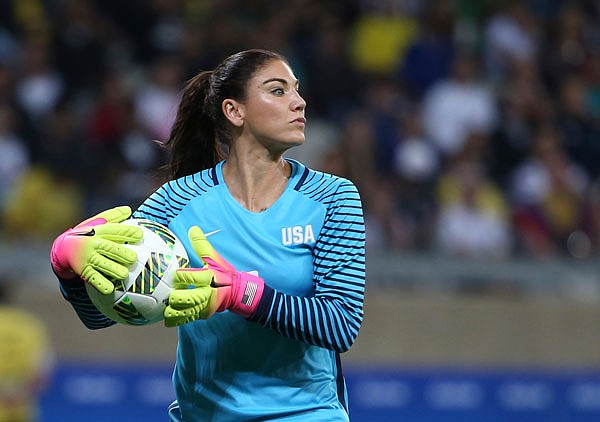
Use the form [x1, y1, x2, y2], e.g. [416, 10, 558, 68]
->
[164, 226, 265, 327]
[50, 206, 143, 295]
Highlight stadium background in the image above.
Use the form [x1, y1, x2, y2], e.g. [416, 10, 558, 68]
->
[1, 0, 600, 420]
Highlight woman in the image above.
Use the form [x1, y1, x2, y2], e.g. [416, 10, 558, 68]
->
[50, 49, 366, 421]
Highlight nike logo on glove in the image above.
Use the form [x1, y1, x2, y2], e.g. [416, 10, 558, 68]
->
[204, 229, 222, 237]
[73, 228, 96, 236]
[210, 279, 226, 288]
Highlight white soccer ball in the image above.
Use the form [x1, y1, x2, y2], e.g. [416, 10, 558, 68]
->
[85, 218, 189, 326]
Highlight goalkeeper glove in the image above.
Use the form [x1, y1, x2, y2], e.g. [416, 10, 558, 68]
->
[164, 226, 265, 327]
[50, 206, 143, 294]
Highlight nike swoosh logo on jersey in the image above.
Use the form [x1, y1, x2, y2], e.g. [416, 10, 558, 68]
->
[204, 229, 222, 237]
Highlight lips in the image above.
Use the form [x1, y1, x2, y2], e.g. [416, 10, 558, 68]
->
[291, 117, 306, 124]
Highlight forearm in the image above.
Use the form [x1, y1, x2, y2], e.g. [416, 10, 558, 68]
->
[49, 206, 142, 329]
[58, 276, 116, 330]
[250, 283, 364, 353]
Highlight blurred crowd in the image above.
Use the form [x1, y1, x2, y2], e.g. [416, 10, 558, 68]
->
[0, 0, 599, 261]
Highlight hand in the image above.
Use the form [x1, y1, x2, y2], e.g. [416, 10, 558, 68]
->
[50, 206, 143, 294]
[164, 226, 265, 327]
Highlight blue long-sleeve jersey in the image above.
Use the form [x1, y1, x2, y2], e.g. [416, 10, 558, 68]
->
[60, 159, 366, 421]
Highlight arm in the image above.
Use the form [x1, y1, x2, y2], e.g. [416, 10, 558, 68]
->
[250, 182, 366, 353]
[50, 206, 142, 329]
[58, 276, 116, 330]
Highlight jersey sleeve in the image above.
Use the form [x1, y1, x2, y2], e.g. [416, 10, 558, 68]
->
[251, 179, 366, 353]
[58, 276, 116, 330]
[132, 173, 214, 223]
[132, 182, 172, 223]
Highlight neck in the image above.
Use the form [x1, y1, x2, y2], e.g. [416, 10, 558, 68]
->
[223, 152, 291, 213]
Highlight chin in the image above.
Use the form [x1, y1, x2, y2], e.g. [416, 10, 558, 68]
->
[293, 132, 306, 143]
[284, 134, 305, 146]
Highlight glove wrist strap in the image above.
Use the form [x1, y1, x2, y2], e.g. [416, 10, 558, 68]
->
[50, 231, 76, 278]
[229, 273, 265, 318]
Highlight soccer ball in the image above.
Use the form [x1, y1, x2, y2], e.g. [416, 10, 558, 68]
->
[85, 218, 189, 326]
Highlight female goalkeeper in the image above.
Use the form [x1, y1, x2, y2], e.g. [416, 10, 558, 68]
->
[50, 49, 366, 421]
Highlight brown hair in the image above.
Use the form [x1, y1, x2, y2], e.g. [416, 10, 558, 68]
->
[162, 49, 286, 181]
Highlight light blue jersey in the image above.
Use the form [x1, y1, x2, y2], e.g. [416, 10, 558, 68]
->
[61, 159, 366, 421]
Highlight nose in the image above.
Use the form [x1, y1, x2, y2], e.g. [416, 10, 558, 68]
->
[291, 90, 306, 111]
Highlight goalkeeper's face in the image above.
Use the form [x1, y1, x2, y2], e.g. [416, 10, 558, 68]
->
[235, 59, 307, 151]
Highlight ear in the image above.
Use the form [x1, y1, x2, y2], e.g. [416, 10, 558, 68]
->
[222, 99, 244, 127]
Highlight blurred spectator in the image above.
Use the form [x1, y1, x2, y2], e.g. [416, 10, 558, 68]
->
[435, 158, 512, 259]
[36, 101, 85, 181]
[2, 102, 84, 239]
[145, 0, 186, 55]
[393, 107, 440, 249]
[0, 278, 53, 421]
[362, 76, 410, 176]
[483, 0, 539, 85]
[116, 133, 164, 209]
[0, 0, 51, 52]
[349, 1, 418, 76]
[491, 59, 553, 187]
[134, 55, 183, 141]
[556, 71, 600, 180]
[397, 0, 456, 98]
[421, 48, 498, 157]
[2, 165, 83, 240]
[587, 180, 600, 255]
[0, 62, 36, 152]
[179, 24, 221, 79]
[362, 178, 413, 252]
[42, 94, 131, 214]
[0, 102, 29, 211]
[394, 107, 440, 184]
[87, 72, 132, 147]
[52, 0, 110, 98]
[14, 39, 64, 129]
[0, 25, 18, 65]
[539, 2, 590, 93]
[334, 109, 377, 188]
[452, 0, 495, 49]
[115, 101, 166, 208]
[510, 124, 591, 257]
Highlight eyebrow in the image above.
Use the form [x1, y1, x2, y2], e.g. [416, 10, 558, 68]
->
[261, 77, 300, 87]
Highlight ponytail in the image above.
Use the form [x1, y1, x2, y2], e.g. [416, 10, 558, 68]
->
[161, 71, 224, 181]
